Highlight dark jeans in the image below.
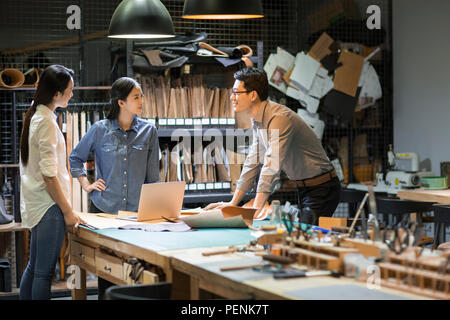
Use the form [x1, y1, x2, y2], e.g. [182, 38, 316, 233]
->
[19, 204, 65, 300]
[89, 201, 103, 214]
[88, 201, 114, 299]
[297, 177, 341, 225]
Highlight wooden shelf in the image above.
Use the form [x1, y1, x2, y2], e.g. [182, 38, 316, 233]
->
[0, 164, 19, 168]
[0, 86, 111, 91]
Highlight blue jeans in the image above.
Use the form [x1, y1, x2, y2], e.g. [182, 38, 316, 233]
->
[19, 204, 66, 300]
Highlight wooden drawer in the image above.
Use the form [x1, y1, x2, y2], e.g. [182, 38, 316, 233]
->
[96, 251, 124, 280]
[71, 241, 95, 267]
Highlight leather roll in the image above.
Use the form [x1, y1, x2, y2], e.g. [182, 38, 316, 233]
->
[0, 68, 25, 88]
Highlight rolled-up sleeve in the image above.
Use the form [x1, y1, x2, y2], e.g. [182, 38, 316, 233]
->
[69, 124, 96, 178]
[36, 119, 58, 177]
[236, 127, 263, 194]
[145, 126, 160, 183]
[256, 116, 294, 193]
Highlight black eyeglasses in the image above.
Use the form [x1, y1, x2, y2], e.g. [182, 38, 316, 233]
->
[231, 89, 253, 96]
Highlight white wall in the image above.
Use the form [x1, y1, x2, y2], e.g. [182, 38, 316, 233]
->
[393, 0, 450, 174]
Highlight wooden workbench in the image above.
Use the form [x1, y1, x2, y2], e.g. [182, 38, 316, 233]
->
[69, 225, 258, 299]
[69, 224, 430, 300]
[397, 189, 450, 204]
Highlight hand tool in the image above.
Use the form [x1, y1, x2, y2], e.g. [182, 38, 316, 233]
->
[220, 263, 267, 272]
[383, 216, 410, 254]
[202, 247, 237, 256]
[282, 210, 294, 247]
[367, 185, 382, 241]
[202, 243, 264, 256]
[348, 192, 369, 238]
[273, 269, 333, 279]
[261, 253, 294, 264]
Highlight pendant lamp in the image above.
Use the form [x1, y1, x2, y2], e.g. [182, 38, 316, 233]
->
[109, 0, 175, 39]
[182, 0, 263, 19]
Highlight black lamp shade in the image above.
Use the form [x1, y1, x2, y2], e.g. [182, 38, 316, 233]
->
[182, 0, 263, 19]
[109, 0, 175, 38]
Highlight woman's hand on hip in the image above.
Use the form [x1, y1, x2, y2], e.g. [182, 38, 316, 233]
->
[84, 179, 106, 193]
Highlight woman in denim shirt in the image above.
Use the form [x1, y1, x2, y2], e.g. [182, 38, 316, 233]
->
[69, 77, 160, 215]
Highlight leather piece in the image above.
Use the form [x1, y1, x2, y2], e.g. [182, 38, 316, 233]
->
[221, 206, 257, 227]
[242, 199, 272, 221]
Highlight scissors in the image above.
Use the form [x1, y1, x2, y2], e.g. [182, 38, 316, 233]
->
[282, 210, 295, 246]
[296, 222, 314, 241]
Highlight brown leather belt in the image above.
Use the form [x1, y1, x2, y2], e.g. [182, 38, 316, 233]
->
[295, 169, 337, 188]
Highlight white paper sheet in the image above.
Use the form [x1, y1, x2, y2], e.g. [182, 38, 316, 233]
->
[358, 61, 382, 109]
[263, 47, 295, 94]
[309, 67, 334, 100]
[289, 52, 321, 92]
[297, 108, 325, 140]
[286, 85, 320, 114]
[77, 212, 145, 230]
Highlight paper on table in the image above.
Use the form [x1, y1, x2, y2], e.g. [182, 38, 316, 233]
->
[77, 212, 145, 230]
[119, 222, 191, 232]
[181, 207, 204, 214]
[289, 52, 321, 92]
[180, 211, 246, 228]
[180, 206, 256, 228]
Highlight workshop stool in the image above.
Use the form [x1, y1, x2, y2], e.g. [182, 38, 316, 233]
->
[375, 197, 435, 227]
[431, 205, 450, 248]
[339, 189, 367, 218]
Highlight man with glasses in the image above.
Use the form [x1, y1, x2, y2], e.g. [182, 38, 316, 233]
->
[206, 67, 340, 225]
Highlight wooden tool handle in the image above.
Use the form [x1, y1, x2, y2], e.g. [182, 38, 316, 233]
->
[202, 248, 236, 256]
[220, 263, 265, 272]
[262, 254, 294, 264]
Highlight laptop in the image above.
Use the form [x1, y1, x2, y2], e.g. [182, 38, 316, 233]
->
[118, 181, 186, 222]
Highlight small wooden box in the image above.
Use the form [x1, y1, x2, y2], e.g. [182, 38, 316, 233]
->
[318, 217, 347, 230]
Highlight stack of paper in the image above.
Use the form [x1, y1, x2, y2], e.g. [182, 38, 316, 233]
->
[264, 47, 296, 94]
[269, 31, 383, 123]
[284, 52, 333, 114]
[357, 61, 382, 110]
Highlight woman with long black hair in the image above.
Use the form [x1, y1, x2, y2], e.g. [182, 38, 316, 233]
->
[69, 77, 160, 214]
[69, 77, 160, 299]
[19, 64, 85, 300]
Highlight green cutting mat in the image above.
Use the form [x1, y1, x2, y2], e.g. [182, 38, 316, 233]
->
[93, 220, 269, 252]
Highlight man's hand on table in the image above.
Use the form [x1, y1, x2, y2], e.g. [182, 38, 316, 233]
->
[204, 201, 234, 211]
